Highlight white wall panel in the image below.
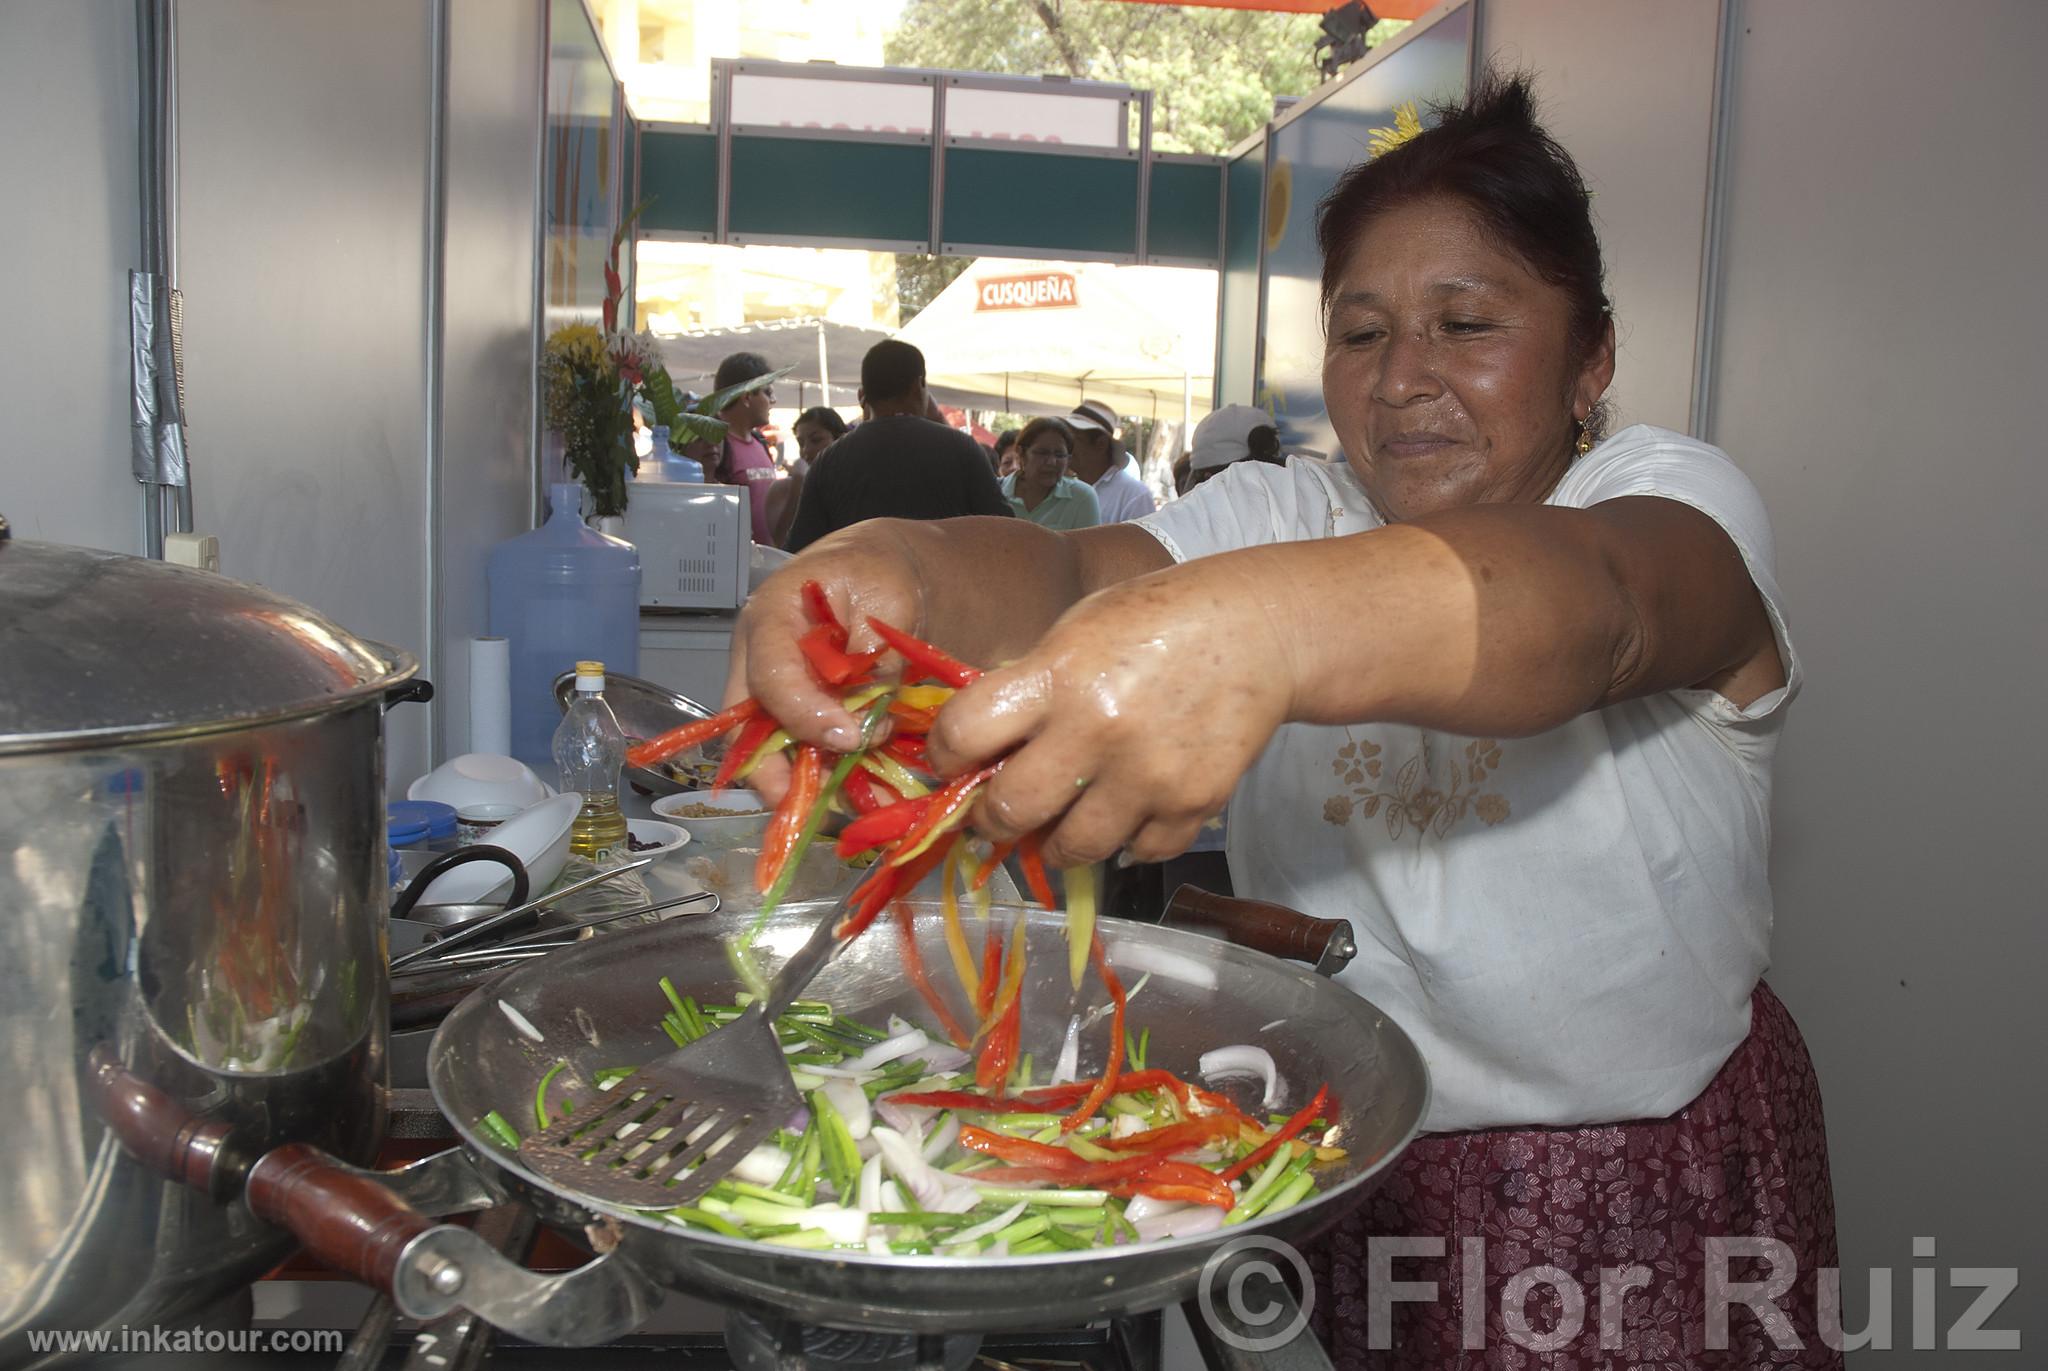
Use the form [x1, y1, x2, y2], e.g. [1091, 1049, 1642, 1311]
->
[175, 0, 435, 782]
[0, 1, 143, 552]
[436, 0, 546, 758]
[1707, 2, 2046, 1360]
[1480, 0, 1722, 431]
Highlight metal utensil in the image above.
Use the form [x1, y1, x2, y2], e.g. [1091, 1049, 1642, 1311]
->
[392, 889, 720, 977]
[519, 887, 859, 1207]
[388, 857, 653, 971]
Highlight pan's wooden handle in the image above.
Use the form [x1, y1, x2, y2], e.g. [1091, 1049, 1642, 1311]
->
[1160, 885, 1357, 973]
[88, 1047, 235, 1197]
[245, 1144, 435, 1295]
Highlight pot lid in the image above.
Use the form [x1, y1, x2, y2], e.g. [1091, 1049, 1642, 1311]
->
[0, 520, 420, 755]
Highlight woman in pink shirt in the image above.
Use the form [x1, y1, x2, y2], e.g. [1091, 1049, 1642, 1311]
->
[695, 351, 781, 544]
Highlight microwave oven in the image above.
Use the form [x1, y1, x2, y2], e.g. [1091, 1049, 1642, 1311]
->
[623, 481, 752, 610]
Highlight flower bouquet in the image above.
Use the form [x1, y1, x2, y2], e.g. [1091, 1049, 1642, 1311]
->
[541, 204, 787, 518]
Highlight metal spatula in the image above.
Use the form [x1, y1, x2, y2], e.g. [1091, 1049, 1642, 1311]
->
[519, 886, 857, 1209]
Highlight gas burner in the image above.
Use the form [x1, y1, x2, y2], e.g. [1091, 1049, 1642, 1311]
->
[723, 1311, 980, 1371]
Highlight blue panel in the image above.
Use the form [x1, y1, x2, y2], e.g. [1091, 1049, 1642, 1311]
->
[1145, 160, 1222, 264]
[943, 147, 1138, 256]
[1257, 2, 1473, 458]
[639, 131, 718, 235]
[1215, 145, 1265, 406]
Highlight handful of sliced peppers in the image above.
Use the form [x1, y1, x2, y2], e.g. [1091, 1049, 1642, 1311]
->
[623, 582, 1331, 1139]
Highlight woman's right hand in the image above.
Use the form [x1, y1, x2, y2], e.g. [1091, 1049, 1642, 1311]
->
[720, 521, 928, 804]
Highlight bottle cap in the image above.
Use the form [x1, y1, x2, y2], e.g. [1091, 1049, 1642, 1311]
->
[575, 660, 605, 692]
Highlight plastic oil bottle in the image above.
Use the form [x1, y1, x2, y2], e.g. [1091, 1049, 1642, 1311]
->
[552, 660, 629, 861]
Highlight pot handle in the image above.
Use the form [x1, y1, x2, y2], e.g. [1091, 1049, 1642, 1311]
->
[392, 844, 530, 919]
[88, 1048, 659, 1346]
[1160, 884, 1357, 976]
[385, 678, 435, 708]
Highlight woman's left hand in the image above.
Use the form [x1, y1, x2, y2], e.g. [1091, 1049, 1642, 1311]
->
[926, 550, 1299, 868]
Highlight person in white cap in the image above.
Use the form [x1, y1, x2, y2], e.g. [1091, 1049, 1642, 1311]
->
[1187, 404, 1282, 488]
[1064, 399, 1157, 523]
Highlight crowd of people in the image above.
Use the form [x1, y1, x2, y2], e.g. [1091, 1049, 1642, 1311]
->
[669, 337, 1287, 551]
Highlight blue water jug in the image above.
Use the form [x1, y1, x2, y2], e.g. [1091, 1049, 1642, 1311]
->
[487, 483, 641, 768]
[653, 426, 705, 483]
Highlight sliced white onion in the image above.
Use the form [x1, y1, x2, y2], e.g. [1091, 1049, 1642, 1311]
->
[930, 1186, 983, 1214]
[1121, 1193, 1187, 1224]
[1133, 1207, 1226, 1242]
[497, 999, 545, 1042]
[847, 1028, 929, 1073]
[866, 1234, 892, 1256]
[948, 1200, 1028, 1246]
[729, 1143, 793, 1187]
[1109, 1113, 1146, 1140]
[821, 1077, 872, 1140]
[857, 1153, 884, 1213]
[1200, 1044, 1284, 1110]
[879, 1180, 909, 1213]
[920, 1111, 960, 1162]
[781, 1039, 807, 1055]
[872, 1125, 946, 1209]
[1051, 1015, 1082, 1085]
[1104, 941, 1217, 989]
[914, 1042, 972, 1073]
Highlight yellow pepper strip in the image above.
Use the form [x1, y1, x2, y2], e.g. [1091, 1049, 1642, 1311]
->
[893, 684, 955, 711]
[841, 684, 893, 712]
[940, 842, 981, 1007]
[971, 876, 992, 923]
[858, 752, 930, 799]
[731, 728, 791, 783]
[1063, 863, 1097, 992]
[977, 913, 1030, 1039]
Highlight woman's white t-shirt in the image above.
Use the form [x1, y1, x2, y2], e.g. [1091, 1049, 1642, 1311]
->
[1135, 426, 1801, 1132]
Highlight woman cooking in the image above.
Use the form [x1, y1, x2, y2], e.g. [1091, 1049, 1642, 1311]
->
[729, 75, 1838, 1368]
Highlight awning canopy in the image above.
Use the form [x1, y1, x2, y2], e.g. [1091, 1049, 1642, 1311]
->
[653, 315, 1073, 417]
[894, 259, 1217, 422]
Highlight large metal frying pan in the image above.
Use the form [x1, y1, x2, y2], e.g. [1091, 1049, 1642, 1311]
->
[93, 896, 1428, 1347]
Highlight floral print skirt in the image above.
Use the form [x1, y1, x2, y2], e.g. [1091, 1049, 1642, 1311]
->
[1304, 983, 1841, 1369]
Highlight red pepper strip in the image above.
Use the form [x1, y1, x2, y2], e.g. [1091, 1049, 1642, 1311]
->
[840, 767, 887, 816]
[888, 764, 999, 868]
[800, 578, 843, 632]
[880, 1088, 1017, 1113]
[894, 899, 972, 1048]
[971, 839, 1017, 892]
[975, 989, 1023, 1089]
[712, 712, 780, 794]
[797, 623, 882, 687]
[1108, 1174, 1235, 1210]
[1060, 937, 1127, 1133]
[1016, 834, 1056, 908]
[835, 793, 932, 858]
[1218, 1084, 1332, 1183]
[957, 1125, 1088, 1170]
[755, 744, 824, 893]
[975, 930, 1003, 1021]
[626, 698, 760, 768]
[1101, 1114, 1241, 1155]
[881, 732, 928, 765]
[888, 701, 939, 733]
[834, 866, 901, 941]
[967, 1152, 1226, 1199]
[866, 617, 982, 688]
[976, 918, 1029, 1039]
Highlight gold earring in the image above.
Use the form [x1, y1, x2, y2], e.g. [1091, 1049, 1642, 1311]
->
[1575, 417, 1595, 457]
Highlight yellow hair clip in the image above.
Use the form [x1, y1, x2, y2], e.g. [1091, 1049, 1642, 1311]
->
[1366, 101, 1424, 159]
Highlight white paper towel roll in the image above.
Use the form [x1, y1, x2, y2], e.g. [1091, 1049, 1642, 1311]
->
[469, 636, 512, 756]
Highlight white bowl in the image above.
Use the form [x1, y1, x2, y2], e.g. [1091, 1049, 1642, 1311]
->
[651, 788, 774, 852]
[624, 818, 690, 864]
[421, 793, 580, 904]
[408, 753, 554, 810]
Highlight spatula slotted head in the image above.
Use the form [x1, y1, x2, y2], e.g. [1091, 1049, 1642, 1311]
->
[517, 1011, 802, 1210]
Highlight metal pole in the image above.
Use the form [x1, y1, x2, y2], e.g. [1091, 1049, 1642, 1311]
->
[816, 319, 830, 406]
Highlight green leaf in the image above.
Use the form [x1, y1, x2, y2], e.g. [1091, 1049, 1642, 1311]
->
[671, 411, 730, 445]
[695, 364, 795, 418]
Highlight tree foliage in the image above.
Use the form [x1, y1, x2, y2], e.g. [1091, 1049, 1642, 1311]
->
[884, 0, 1323, 156]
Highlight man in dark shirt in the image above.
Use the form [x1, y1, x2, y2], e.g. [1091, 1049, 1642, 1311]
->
[784, 340, 1012, 551]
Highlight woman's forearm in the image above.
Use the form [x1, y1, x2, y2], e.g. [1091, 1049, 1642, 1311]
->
[1232, 498, 1772, 737]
